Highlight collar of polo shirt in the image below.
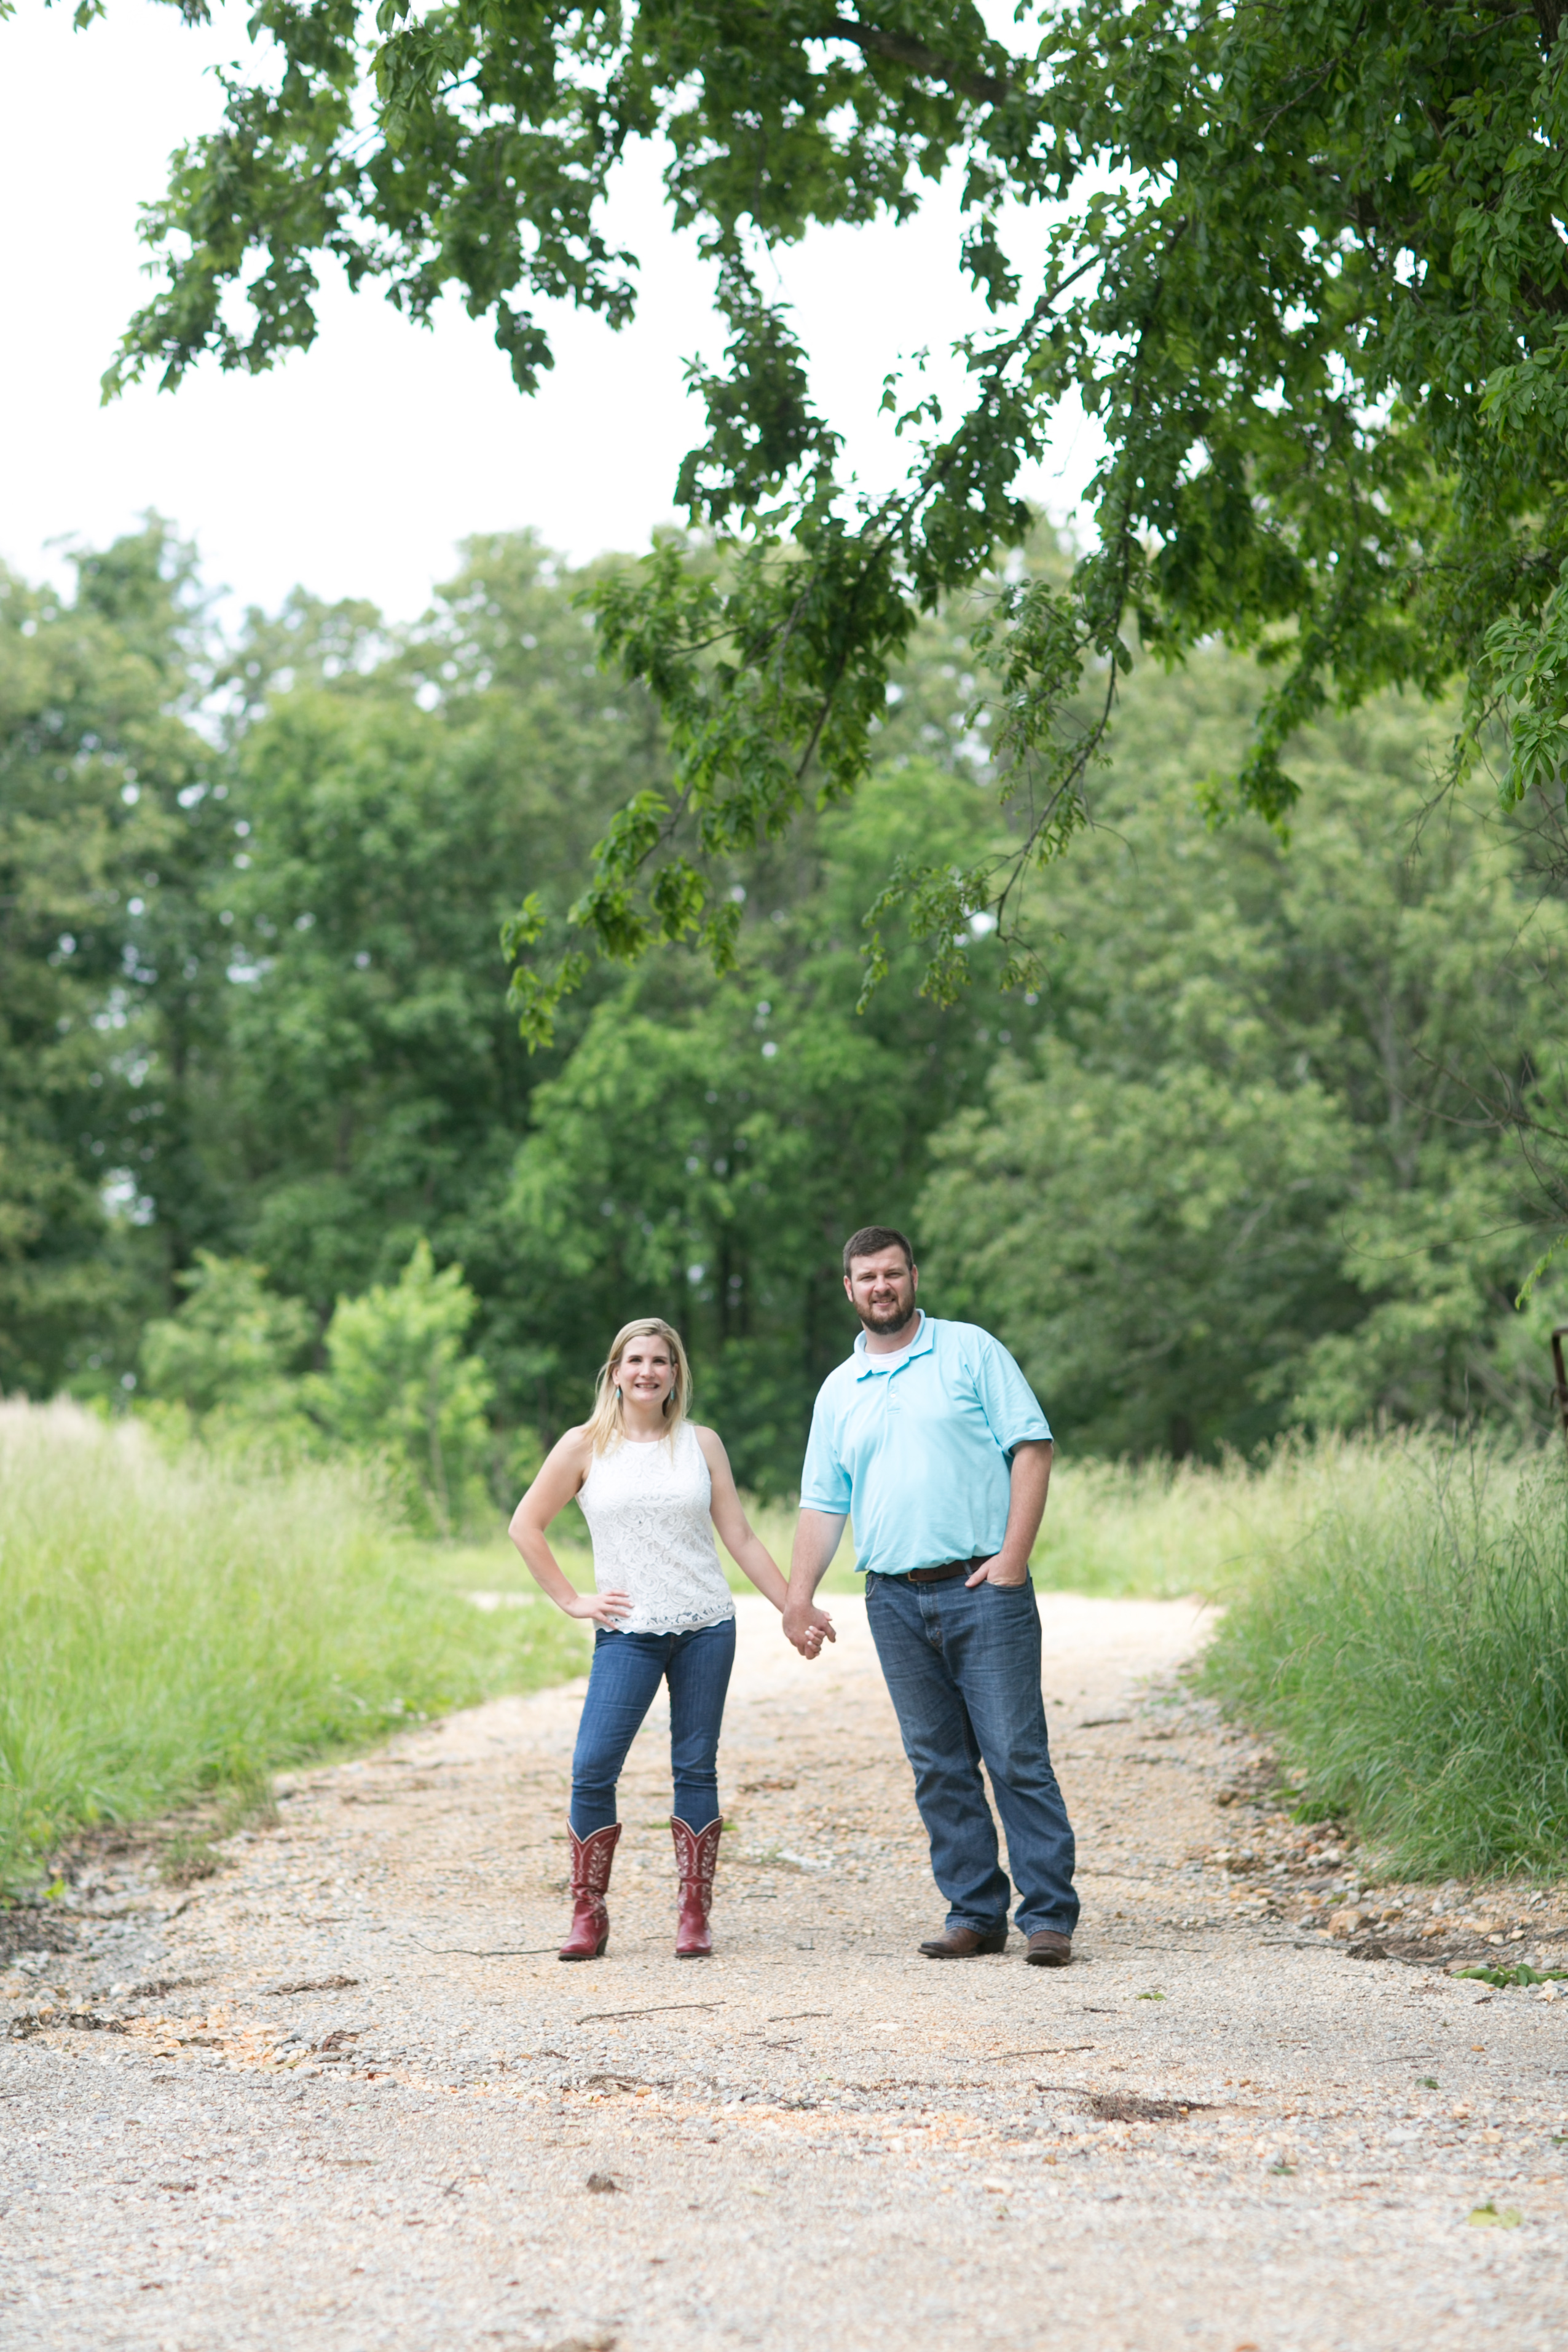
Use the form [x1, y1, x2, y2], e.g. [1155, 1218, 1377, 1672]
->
[853, 1308, 934, 1378]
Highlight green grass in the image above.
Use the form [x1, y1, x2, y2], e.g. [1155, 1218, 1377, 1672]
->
[0, 1400, 589, 1886]
[438, 1464, 1284, 1605]
[1200, 1430, 1568, 1877]
[1030, 1450, 1328, 1595]
[432, 1460, 1275, 1606]
[433, 1457, 1321, 1606]
[452, 1428, 1550, 1628]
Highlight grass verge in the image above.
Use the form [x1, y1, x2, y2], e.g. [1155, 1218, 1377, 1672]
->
[1199, 1431, 1568, 1877]
[1031, 1451, 1290, 1595]
[0, 1400, 588, 1887]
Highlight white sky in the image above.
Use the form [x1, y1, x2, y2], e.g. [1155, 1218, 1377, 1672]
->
[0, 0, 1093, 622]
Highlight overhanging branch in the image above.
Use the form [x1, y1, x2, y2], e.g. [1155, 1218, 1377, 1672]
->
[824, 16, 1010, 105]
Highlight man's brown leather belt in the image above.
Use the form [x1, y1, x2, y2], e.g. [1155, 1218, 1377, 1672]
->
[902, 1557, 988, 1585]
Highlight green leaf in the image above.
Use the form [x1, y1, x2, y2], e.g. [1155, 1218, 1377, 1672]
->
[1468, 2204, 1523, 2230]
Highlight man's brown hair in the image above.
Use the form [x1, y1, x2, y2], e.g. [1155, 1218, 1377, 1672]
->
[842, 1225, 915, 1275]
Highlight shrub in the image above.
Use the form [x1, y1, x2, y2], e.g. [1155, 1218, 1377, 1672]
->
[139, 1253, 314, 1415]
[312, 1239, 495, 1534]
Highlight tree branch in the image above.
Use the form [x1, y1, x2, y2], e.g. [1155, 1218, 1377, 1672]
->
[824, 17, 1010, 106]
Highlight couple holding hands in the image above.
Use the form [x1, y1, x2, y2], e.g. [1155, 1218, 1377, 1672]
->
[509, 1226, 1079, 1968]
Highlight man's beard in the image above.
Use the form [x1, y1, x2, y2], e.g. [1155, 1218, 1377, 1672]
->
[859, 1299, 912, 1335]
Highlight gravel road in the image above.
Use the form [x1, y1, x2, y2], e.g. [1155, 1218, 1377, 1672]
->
[4, 1590, 1567, 2352]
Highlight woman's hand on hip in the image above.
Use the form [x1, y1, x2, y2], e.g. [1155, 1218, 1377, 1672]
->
[565, 1588, 634, 1627]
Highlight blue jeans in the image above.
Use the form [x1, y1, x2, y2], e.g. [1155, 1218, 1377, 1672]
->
[865, 1571, 1079, 1938]
[570, 1617, 736, 1836]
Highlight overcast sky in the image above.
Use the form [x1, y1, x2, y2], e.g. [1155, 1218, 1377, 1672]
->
[1, 1, 1092, 623]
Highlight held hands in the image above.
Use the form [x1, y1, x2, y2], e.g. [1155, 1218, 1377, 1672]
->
[964, 1554, 1030, 1589]
[782, 1601, 837, 1660]
[565, 1586, 634, 1628]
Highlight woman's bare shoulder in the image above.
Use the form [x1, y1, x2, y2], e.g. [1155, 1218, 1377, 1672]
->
[690, 1423, 730, 1463]
[545, 1424, 595, 1476]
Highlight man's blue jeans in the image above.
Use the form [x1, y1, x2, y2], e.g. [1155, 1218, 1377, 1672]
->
[865, 1571, 1079, 1938]
[570, 1617, 736, 1836]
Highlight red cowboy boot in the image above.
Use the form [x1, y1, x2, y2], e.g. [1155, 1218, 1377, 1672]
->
[559, 1822, 621, 1960]
[671, 1816, 723, 1958]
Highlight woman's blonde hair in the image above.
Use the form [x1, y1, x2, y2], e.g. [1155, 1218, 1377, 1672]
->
[584, 1317, 693, 1454]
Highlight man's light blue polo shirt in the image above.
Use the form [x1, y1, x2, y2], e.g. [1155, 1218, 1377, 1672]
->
[799, 1313, 1052, 1577]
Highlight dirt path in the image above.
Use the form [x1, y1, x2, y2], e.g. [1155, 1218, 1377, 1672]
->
[5, 1592, 1568, 2352]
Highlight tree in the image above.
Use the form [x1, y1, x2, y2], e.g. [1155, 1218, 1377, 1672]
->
[497, 752, 1016, 1483]
[92, 2, 1568, 1033]
[168, 532, 1014, 1472]
[202, 533, 660, 1344]
[918, 645, 1568, 1454]
[7, 521, 1562, 1466]
[923, 1050, 1358, 1459]
[0, 524, 224, 1394]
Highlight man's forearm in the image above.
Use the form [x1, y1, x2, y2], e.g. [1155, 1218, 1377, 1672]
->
[785, 1514, 846, 1627]
[781, 1511, 846, 1657]
[787, 1510, 846, 1603]
[998, 1440, 1053, 1572]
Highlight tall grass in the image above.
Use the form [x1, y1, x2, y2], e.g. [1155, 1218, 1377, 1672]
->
[0, 1400, 588, 1884]
[1201, 1431, 1568, 1876]
[428, 1451, 1333, 1603]
[1032, 1448, 1335, 1595]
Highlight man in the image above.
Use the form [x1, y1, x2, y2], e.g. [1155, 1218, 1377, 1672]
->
[783, 1226, 1078, 1965]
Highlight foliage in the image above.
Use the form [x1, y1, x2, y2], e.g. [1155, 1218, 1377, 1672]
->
[1454, 1960, 1568, 1987]
[312, 1239, 497, 1534]
[0, 524, 223, 1394]
[202, 532, 661, 1336]
[10, 524, 1568, 1483]
[497, 753, 1017, 1484]
[92, 1, 1568, 1027]
[919, 651, 1568, 1456]
[139, 529, 1010, 1477]
[138, 1241, 506, 1532]
[1201, 1432, 1568, 1877]
[926, 1049, 1357, 1459]
[0, 1399, 586, 1885]
[139, 1249, 313, 1415]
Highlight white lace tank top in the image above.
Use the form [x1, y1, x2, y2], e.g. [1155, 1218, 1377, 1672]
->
[577, 1422, 736, 1636]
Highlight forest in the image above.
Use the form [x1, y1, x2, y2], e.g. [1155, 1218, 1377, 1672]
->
[6, 519, 1566, 1507]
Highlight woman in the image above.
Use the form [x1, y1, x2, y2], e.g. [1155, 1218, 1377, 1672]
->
[509, 1317, 832, 1961]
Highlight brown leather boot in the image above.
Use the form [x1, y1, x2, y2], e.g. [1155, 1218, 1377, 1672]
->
[671, 1816, 722, 1958]
[559, 1823, 621, 1960]
[918, 1922, 1009, 1959]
